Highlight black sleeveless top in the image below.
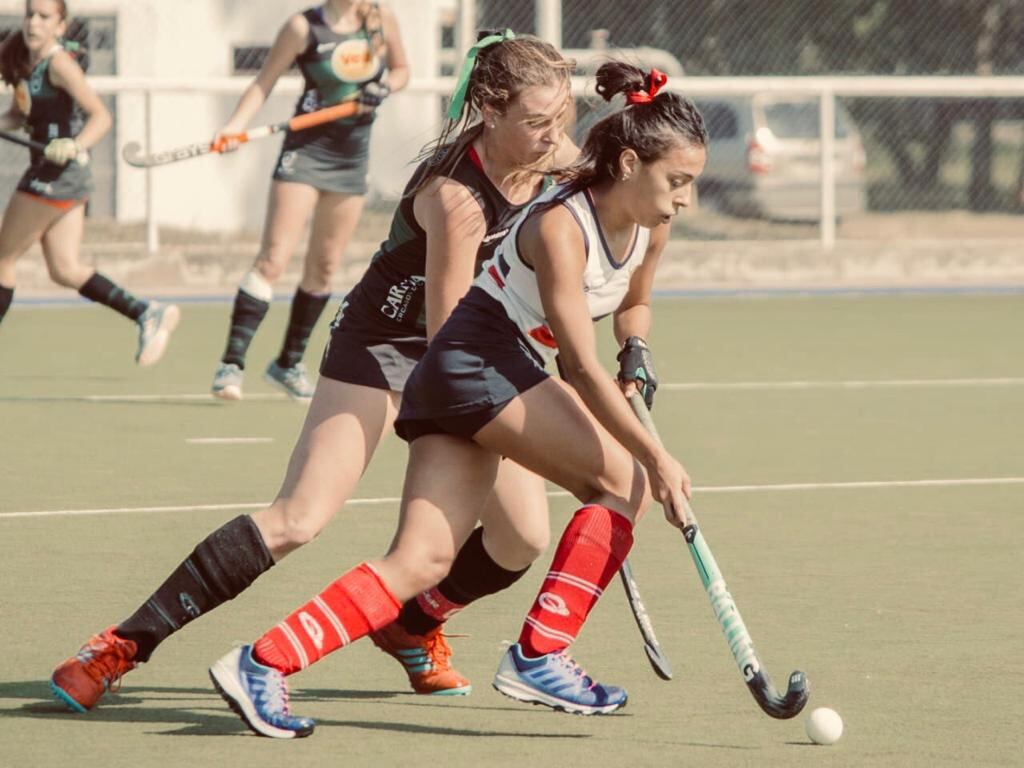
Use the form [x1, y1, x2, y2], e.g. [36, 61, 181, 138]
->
[289, 4, 384, 139]
[17, 44, 85, 163]
[336, 146, 549, 339]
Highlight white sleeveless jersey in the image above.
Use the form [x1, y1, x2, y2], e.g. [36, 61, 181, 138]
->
[477, 183, 651, 364]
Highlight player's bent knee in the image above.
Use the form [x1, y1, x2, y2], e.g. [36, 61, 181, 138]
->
[385, 548, 454, 597]
[255, 502, 331, 556]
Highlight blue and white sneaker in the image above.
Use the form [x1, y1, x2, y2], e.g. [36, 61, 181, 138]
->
[264, 360, 315, 400]
[492, 643, 627, 715]
[135, 302, 180, 367]
[209, 645, 314, 739]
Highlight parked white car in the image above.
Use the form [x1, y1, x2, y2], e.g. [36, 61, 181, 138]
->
[692, 95, 867, 221]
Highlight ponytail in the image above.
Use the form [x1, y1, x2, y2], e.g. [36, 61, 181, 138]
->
[0, 31, 30, 87]
[408, 32, 574, 197]
[556, 61, 707, 190]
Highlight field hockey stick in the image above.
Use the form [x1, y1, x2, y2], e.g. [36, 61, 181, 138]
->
[619, 557, 673, 680]
[121, 98, 363, 168]
[0, 129, 89, 165]
[627, 392, 809, 719]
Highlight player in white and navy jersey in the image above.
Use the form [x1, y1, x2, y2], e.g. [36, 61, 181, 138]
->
[209, 60, 709, 737]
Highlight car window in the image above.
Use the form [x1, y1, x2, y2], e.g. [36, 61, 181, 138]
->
[696, 102, 739, 140]
[763, 102, 851, 139]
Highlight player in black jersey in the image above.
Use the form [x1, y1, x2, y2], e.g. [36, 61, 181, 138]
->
[51, 32, 577, 715]
[210, 1, 408, 401]
[0, 0, 178, 364]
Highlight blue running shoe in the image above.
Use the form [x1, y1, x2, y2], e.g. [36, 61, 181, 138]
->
[264, 361, 314, 400]
[209, 645, 314, 739]
[492, 643, 627, 715]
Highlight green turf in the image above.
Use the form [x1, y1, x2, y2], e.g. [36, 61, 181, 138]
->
[1, 294, 1022, 766]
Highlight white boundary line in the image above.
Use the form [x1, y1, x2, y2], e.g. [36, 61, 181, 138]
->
[185, 437, 275, 445]
[662, 377, 1024, 391]
[1, 378, 1022, 403]
[3, 476, 1021, 520]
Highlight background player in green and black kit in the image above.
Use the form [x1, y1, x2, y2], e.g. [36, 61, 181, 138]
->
[0, 0, 178, 365]
[210, 0, 409, 401]
[50, 32, 578, 714]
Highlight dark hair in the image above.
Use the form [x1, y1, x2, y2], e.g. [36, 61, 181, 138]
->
[409, 33, 575, 195]
[0, 0, 69, 86]
[557, 61, 708, 189]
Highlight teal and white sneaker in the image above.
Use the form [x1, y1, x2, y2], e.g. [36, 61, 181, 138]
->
[209, 645, 314, 739]
[264, 360, 314, 400]
[211, 362, 244, 401]
[493, 643, 627, 715]
[135, 302, 180, 367]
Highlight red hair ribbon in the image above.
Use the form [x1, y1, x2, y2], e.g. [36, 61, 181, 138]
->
[625, 68, 668, 105]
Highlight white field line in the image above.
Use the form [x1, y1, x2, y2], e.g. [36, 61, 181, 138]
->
[2, 476, 1022, 520]
[662, 377, 1024, 391]
[1, 378, 1022, 404]
[185, 437, 274, 445]
[0, 393, 288, 403]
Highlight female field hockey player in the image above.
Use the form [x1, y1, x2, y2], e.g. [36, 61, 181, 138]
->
[208, 61, 707, 738]
[209, 0, 408, 400]
[0, 0, 178, 364]
[51, 32, 578, 714]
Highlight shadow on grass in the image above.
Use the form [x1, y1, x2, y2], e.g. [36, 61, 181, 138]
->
[0, 681, 593, 740]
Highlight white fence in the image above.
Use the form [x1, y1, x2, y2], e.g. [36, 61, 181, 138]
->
[72, 74, 1024, 253]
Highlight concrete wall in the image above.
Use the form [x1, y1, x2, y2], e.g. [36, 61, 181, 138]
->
[0, 0, 450, 233]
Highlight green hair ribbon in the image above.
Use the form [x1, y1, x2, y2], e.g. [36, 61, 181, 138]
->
[446, 28, 515, 121]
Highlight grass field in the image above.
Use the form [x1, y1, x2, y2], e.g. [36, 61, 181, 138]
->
[1, 293, 1022, 767]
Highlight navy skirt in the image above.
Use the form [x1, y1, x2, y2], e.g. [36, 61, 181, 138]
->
[394, 287, 550, 442]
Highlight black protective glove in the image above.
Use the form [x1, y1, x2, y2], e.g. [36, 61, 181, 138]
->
[359, 80, 391, 109]
[617, 336, 658, 410]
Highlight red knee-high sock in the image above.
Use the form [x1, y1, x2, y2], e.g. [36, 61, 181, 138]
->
[518, 505, 634, 657]
[252, 563, 401, 675]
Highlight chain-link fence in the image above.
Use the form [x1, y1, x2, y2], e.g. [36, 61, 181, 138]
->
[481, 0, 1024, 225]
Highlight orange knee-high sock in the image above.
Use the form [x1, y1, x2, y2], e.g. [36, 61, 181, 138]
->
[518, 505, 634, 657]
[252, 563, 401, 675]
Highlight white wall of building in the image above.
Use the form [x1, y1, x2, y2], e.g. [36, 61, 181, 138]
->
[0, 0, 451, 233]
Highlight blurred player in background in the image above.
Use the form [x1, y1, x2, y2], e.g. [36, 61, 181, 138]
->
[210, 0, 408, 401]
[50, 31, 578, 715]
[207, 61, 706, 738]
[0, 0, 178, 365]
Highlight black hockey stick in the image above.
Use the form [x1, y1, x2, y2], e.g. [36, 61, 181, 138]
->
[0, 129, 89, 165]
[619, 557, 673, 680]
[627, 392, 809, 719]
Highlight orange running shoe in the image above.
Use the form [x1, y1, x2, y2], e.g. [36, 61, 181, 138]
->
[370, 623, 472, 695]
[50, 627, 139, 712]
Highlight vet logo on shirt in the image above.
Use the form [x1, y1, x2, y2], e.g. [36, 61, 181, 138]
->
[330, 38, 380, 83]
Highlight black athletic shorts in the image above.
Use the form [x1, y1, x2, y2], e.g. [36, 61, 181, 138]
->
[394, 288, 550, 442]
[318, 317, 426, 393]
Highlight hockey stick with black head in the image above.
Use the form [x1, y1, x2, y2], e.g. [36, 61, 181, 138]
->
[0, 129, 90, 165]
[121, 98, 363, 168]
[619, 557, 673, 680]
[627, 392, 809, 719]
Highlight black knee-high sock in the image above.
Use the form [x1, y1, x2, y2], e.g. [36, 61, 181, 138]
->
[276, 288, 330, 369]
[222, 289, 271, 369]
[115, 515, 274, 661]
[398, 527, 530, 635]
[0, 284, 13, 324]
[78, 273, 148, 321]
